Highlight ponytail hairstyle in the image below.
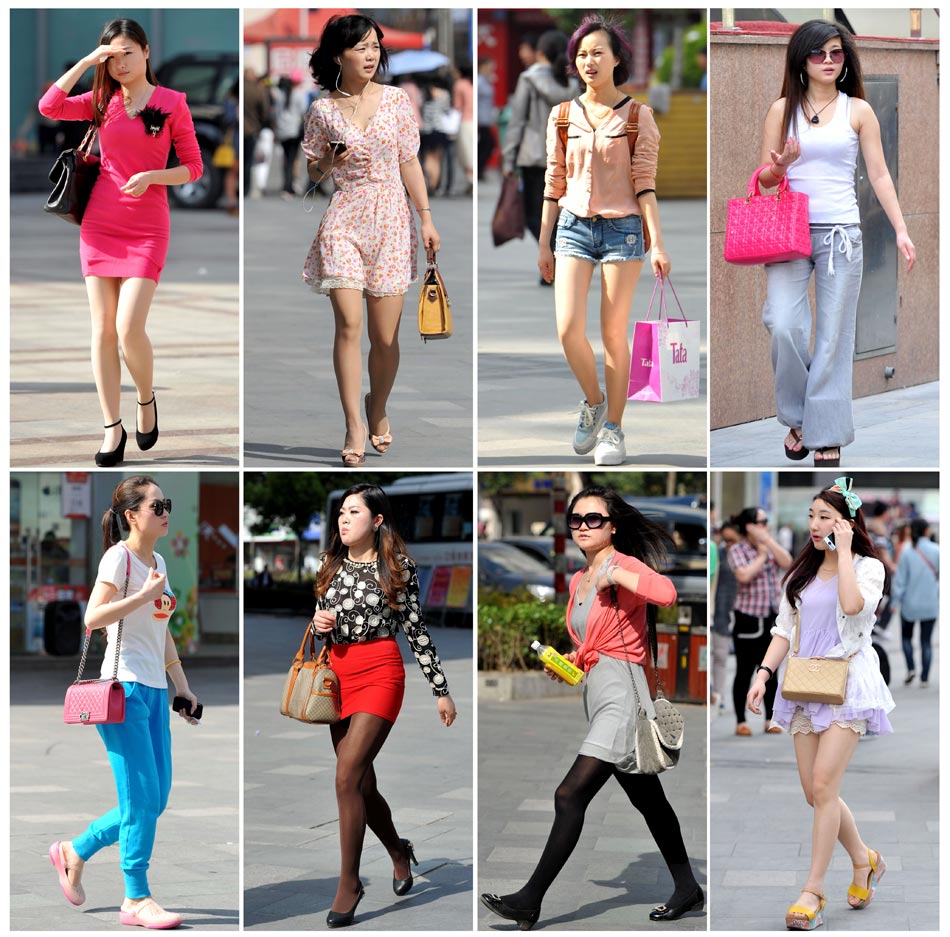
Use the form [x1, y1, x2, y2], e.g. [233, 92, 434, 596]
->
[314, 484, 412, 608]
[90, 18, 158, 127]
[101, 475, 158, 553]
[537, 29, 571, 88]
[566, 485, 673, 571]
[783, 483, 876, 607]
[910, 517, 930, 546]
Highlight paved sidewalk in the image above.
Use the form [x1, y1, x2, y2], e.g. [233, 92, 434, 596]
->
[244, 614, 473, 930]
[10, 660, 240, 930]
[709, 625, 938, 930]
[478, 694, 707, 931]
[478, 176, 707, 468]
[10, 195, 239, 467]
[710, 381, 939, 468]
[243, 193, 473, 468]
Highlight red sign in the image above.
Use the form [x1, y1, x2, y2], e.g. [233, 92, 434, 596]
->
[427, 566, 453, 607]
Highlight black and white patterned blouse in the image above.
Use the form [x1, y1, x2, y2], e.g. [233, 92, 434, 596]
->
[321, 555, 449, 697]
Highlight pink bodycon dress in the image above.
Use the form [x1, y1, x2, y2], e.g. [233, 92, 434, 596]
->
[39, 85, 203, 283]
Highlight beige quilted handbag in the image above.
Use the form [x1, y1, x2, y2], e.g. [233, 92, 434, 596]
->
[279, 623, 341, 724]
[780, 609, 850, 706]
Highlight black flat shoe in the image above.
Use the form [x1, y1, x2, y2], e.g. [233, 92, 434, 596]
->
[136, 393, 159, 451]
[393, 838, 418, 896]
[95, 419, 127, 468]
[649, 885, 705, 921]
[326, 884, 364, 928]
[480, 893, 540, 931]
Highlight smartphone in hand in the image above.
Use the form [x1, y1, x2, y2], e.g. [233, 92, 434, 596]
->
[173, 696, 203, 720]
[822, 532, 837, 551]
[328, 140, 348, 157]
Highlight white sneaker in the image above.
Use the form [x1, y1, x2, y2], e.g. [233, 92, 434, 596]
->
[572, 393, 608, 454]
[594, 425, 626, 465]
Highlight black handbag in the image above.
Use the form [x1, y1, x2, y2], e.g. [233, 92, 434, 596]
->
[45, 124, 100, 225]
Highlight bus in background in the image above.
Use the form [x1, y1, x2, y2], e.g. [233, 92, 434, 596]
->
[327, 474, 474, 627]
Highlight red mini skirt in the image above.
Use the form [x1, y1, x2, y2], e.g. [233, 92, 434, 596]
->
[330, 638, 406, 723]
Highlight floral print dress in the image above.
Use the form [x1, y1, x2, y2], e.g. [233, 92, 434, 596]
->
[301, 84, 419, 297]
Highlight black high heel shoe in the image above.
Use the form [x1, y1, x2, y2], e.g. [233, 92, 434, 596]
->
[326, 883, 364, 928]
[649, 884, 705, 921]
[393, 838, 418, 896]
[136, 393, 159, 451]
[480, 893, 541, 931]
[95, 419, 127, 468]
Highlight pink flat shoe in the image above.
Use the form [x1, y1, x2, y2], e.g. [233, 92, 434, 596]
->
[49, 840, 85, 906]
[119, 898, 183, 929]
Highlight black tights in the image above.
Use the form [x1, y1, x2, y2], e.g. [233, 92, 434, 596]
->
[504, 755, 698, 910]
[329, 712, 408, 911]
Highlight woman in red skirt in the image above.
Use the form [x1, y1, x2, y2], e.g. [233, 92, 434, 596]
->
[310, 483, 457, 927]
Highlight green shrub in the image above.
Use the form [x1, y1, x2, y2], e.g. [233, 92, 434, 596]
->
[655, 22, 707, 89]
[477, 589, 570, 671]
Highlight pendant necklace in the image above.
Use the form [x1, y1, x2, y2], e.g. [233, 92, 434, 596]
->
[806, 94, 835, 125]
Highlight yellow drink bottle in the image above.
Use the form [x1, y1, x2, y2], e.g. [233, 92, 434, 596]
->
[531, 640, 584, 685]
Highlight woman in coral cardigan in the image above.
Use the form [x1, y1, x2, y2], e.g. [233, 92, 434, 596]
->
[480, 486, 703, 928]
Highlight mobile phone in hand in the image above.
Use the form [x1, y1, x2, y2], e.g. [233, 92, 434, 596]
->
[328, 140, 348, 157]
[173, 696, 203, 720]
[822, 532, 837, 551]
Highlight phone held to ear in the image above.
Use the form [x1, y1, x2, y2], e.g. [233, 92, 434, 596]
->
[822, 532, 837, 551]
[173, 696, 203, 720]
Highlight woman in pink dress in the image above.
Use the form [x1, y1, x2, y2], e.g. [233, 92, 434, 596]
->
[301, 14, 440, 466]
[39, 18, 202, 467]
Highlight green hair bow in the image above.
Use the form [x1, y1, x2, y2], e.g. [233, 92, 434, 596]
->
[832, 477, 862, 517]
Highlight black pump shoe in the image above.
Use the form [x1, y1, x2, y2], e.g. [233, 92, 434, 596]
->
[649, 885, 705, 921]
[393, 838, 418, 896]
[95, 419, 127, 467]
[326, 883, 364, 928]
[136, 393, 159, 451]
[480, 893, 541, 931]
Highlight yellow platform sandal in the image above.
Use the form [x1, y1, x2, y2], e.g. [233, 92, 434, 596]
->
[848, 848, 886, 909]
[785, 889, 825, 930]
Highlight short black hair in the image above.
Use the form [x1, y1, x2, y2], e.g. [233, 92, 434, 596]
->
[309, 14, 389, 90]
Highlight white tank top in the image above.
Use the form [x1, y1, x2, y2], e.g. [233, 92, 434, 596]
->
[785, 91, 860, 225]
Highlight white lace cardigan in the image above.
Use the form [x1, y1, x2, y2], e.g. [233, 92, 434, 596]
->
[771, 554, 885, 658]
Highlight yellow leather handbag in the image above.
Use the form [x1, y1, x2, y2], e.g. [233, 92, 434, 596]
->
[417, 248, 452, 342]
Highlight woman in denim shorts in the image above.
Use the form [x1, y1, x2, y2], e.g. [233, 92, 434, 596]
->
[757, 20, 916, 467]
[537, 15, 670, 466]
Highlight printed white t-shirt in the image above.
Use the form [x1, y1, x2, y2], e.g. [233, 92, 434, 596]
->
[97, 543, 177, 689]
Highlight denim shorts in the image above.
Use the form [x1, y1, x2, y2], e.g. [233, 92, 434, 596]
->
[554, 209, 645, 263]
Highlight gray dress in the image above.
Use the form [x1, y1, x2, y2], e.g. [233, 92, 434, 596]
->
[572, 566, 656, 765]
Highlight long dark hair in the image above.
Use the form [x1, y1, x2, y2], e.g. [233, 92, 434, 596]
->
[783, 486, 876, 607]
[91, 18, 158, 127]
[779, 19, 865, 141]
[567, 486, 673, 571]
[537, 29, 570, 88]
[910, 517, 930, 546]
[309, 14, 389, 91]
[566, 15, 632, 86]
[101, 475, 158, 553]
[315, 484, 410, 608]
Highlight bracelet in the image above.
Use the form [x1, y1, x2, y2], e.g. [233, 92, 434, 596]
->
[165, 658, 181, 671]
[417, 207, 431, 213]
[606, 564, 617, 586]
[756, 664, 774, 680]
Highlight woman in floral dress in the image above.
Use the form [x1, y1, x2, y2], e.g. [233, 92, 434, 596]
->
[302, 14, 440, 466]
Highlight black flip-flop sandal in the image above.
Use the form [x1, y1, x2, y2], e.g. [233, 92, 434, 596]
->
[784, 428, 809, 461]
[814, 447, 841, 467]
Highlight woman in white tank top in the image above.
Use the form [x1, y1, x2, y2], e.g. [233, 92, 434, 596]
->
[757, 20, 916, 467]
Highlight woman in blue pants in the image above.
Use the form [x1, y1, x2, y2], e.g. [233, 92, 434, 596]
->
[49, 475, 199, 929]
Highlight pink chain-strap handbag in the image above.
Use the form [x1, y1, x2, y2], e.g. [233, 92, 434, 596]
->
[63, 547, 130, 725]
[723, 164, 812, 265]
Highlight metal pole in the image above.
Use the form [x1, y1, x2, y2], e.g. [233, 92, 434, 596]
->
[910, 9, 922, 38]
[552, 475, 568, 603]
[721, 9, 738, 31]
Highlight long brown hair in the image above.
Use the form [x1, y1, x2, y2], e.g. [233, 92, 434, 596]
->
[101, 475, 158, 552]
[90, 18, 159, 127]
[314, 484, 411, 609]
[779, 19, 865, 142]
[782, 486, 876, 607]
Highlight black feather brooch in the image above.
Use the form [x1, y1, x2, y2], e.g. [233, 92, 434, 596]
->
[139, 104, 170, 137]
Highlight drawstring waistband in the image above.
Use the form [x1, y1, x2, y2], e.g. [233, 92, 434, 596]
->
[822, 225, 854, 276]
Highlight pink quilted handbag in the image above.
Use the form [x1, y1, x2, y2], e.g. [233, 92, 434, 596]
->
[63, 547, 130, 725]
[723, 164, 812, 265]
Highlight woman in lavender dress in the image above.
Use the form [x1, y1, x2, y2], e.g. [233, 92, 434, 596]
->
[747, 478, 893, 931]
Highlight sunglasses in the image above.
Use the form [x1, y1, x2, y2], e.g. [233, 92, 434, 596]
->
[750, 516, 769, 526]
[143, 498, 172, 516]
[806, 48, 845, 64]
[568, 512, 611, 530]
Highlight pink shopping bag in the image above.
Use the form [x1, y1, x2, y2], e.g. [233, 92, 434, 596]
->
[627, 276, 700, 403]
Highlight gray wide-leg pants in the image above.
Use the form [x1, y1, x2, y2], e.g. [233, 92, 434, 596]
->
[762, 224, 863, 450]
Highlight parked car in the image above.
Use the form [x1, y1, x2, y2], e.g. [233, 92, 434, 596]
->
[156, 52, 239, 208]
[500, 536, 587, 575]
[478, 541, 555, 602]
